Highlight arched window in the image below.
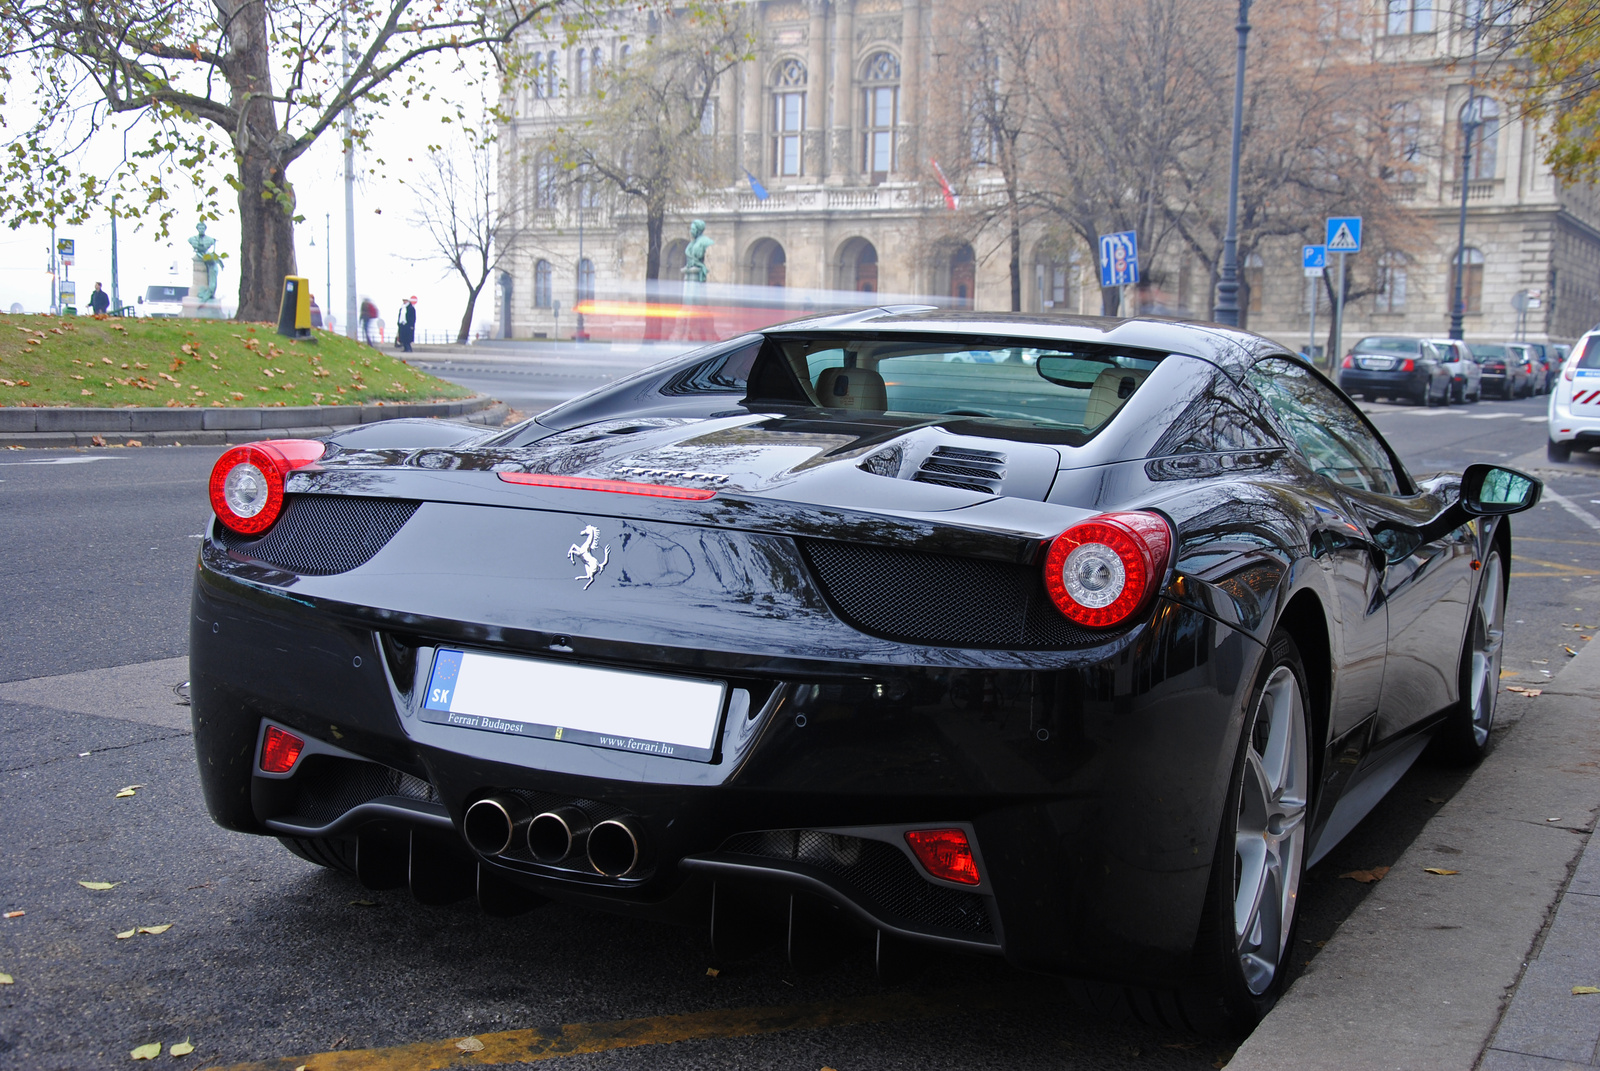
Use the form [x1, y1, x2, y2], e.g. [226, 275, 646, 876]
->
[1449, 247, 1485, 315]
[1035, 249, 1077, 312]
[1376, 252, 1408, 313]
[576, 164, 599, 210]
[861, 52, 901, 177]
[575, 48, 590, 96]
[544, 50, 559, 99]
[1244, 252, 1265, 315]
[577, 258, 595, 304]
[772, 60, 806, 177]
[1463, 97, 1500, 181]
[619, 43, 630, 66]
[534, 260, 553, 308]
[1386, 0, 1433, 34]
[748, 239, 787, 288]
[533, 152, 557, 209]
[590, 47, 602, 90]
[1389, 101, 1423, 176]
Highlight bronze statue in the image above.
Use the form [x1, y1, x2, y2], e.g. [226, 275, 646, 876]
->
[188, 221, 221, 302]
[681, 219, 713, 284]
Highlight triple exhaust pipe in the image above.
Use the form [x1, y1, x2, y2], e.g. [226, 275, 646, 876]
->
[463, 797, 646, 877]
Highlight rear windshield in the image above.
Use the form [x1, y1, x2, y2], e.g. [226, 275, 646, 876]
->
[145, 286, 187, 302]
[748, 336, 1165, 433]
[1575, 336, 1600, 370]
[1353, 336, 1422, 355]
[1470, 344, 1509, 360]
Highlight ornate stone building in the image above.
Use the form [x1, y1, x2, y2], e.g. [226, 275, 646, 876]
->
[496, 1, 1600, 349]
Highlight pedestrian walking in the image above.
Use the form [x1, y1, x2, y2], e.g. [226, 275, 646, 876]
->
[88, 282, 110, 316]
[359, 297, 378, 346]
[397, 296, 417, 353]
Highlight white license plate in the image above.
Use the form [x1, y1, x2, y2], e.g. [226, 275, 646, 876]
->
[1359, 357, 1396, 371]
[420, 648, 727, 762]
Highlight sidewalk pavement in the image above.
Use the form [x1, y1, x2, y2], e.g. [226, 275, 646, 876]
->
[1227, 632, 1600, 1071]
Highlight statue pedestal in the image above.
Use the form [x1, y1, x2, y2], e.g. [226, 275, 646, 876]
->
[181, 257, 223, 318]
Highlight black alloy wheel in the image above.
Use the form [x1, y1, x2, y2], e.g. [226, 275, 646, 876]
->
[1183, 630, 1313, 1033]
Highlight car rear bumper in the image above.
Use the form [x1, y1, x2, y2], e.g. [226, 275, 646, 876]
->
[1548, 401, 1600, 443]
[190, 548, 1263, 985]
[1338, 369, 1429, 396]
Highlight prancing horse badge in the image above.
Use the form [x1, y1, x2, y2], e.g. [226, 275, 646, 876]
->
[568, 524, 611, 589]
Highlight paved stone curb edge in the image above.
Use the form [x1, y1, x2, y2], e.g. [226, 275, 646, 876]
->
[0, 396, 510, 447]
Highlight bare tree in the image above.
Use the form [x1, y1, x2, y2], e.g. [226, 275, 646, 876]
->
[406, 135, 523, 343]
[547, 3, 752, 282]
[1, 0, 599, 318]
[926, 0, 1042, 311]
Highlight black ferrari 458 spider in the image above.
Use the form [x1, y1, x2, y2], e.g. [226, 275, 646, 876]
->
[191, 309, 1540, 1031]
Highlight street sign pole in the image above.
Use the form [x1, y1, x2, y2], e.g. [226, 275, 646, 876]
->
[1308, 277, 1317, 366]
[1333, 251, 1347, 366]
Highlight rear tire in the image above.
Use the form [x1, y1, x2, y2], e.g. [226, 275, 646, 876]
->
[278, 835, 358, 875]
[1549, 439, 1573, 463]
[1435, 549, 1506, 765]
[1176, 630, 1313, 1034]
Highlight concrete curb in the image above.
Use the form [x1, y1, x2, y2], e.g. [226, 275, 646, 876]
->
[1226, 641, 1600, 1070]
[0, 397, 509, 448]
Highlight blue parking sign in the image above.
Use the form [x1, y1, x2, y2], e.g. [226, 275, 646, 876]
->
[1099, 231, 1139, 287]
[1302, 245, 1327, 271]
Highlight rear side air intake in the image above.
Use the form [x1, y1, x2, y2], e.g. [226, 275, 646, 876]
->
[911, 447, 1006, 494]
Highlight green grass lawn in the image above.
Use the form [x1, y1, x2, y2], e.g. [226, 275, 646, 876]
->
[0, 314, 474, 409]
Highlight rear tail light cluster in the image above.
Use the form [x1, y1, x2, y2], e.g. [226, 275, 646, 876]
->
[1398, 358, 1415, 372]
[208, 439, 326, 534]
[904, 828, 980, 885]
[1043, 511, 1173, 629]
[259, 725, 306, 773]
[1341, 355, 1353, 369]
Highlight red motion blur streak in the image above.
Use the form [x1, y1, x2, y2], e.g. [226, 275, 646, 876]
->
[259, 725, 305, 774]
[497, 472, 718, 501]
[904, 828, 981, 885]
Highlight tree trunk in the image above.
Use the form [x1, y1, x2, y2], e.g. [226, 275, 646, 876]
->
[458, 282, 485, 344]
[222, 0, 297, 321]
[1008, 196, 1022, 312]
[644, 202, 666, 341]
[1101, 286, 1120, 316]
[235, 146, 298, 321]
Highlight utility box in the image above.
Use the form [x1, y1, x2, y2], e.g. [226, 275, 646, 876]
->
[276, 276, 315, 341]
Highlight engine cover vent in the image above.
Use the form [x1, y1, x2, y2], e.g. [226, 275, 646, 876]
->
[911, 446, 1007, 494]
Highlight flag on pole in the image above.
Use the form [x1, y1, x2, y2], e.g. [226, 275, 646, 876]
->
[929, 159, 959, 210]
[744, 170, 770, 201]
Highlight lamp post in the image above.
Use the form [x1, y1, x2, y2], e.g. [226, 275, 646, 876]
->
[1212, 0, 1252, 327]
[1449, 12, 1484, 341]
[342, 7, 358, 340]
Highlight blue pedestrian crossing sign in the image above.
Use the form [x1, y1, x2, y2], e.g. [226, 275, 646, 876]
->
[1325, 217, 1362, 253]
[1099, 231, 1139, 287]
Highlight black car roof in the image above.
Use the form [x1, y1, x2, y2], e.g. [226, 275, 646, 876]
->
[756, 306, 1289, 375]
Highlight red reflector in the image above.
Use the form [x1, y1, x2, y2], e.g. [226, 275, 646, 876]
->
[260, 726, 305, 774]
[497, 472, 718, 500]
[904, 828, 981, 885]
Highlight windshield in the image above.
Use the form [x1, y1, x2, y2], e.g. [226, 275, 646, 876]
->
[748, 336, 1165, 434]
[145, 286, 188, 302]
[1352, 336, 1422, 356]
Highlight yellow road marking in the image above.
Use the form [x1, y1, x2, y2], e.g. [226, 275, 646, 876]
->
[1516, 536, 1600, 548]
[207, 989, 1010, 1071]
[1510, 556, 1597, 578]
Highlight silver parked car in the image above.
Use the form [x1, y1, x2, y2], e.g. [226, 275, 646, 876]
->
[1427, 338, 1482, 403]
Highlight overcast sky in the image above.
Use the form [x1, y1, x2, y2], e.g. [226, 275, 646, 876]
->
[0, 67, 493, 341]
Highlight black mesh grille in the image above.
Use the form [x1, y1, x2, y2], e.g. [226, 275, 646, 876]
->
[721, 830, 993, 936]
[288, 756, 440, 824]
[798, 539, 1105, 648]
[218, 495, 419, 575]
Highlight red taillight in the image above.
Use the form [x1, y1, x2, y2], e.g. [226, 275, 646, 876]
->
[1043, 511, 1172, 629]
[904, 828, 980, 885]
[208, 439, 326, 534]
[1399, 358, 1414, 372]
[260, 726, 305, 774]
[497, 471, 718, 500]
[1341, 355, 1354, 369]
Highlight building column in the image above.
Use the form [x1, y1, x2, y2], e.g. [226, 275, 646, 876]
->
[805, 0, 829, 180]
[827, 0, 855, 185]
[741, 54, 764, 184]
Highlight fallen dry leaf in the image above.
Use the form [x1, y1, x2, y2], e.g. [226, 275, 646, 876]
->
[116, 929, 136, 940]
[1423, 868, 1461, 876]
[1548, 818, 1565, 823]
[705, 967, 720, 977]
[137, 924, 172, 935]
[130, 1042, 161, 1060]
[1524, 689, 1543, 698]
[91, 435, 106, 447]
[1427, 796, 1447, 804]
[1566, 646, 1579, 657]
[1339, 866, 1390, 884]
[456, 1037, 484, 1053]
[79, 881, 119, 891]
[1506, 685, 1527, 693]
[0, 973, 12, 985]
[3, 911, 22, 919]
[170, 1040, 195, 1057]
[349, 900, 378, 907]
[115, 785, 144, 799]
[1575, 986, 1600, 995]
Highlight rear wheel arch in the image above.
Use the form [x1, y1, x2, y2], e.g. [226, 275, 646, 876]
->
[1275, 590, 1332, 761]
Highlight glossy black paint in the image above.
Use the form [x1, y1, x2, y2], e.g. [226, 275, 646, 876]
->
[190, 308, 1519, 988]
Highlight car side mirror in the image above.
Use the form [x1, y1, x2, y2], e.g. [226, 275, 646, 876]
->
[1461, 463, 1541, 516]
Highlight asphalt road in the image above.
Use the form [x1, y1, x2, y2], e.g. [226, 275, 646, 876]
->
[1, 383, 1597, 1070]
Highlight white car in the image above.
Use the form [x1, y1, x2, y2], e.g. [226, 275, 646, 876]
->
[1426, 337, 1482, 403]
[1548, 330, 1600, 461]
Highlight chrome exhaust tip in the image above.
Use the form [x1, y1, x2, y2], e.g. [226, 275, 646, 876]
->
[528, 806, 592, 863]
[587, 816, 646, 877]
[462, 796, 531, 856]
